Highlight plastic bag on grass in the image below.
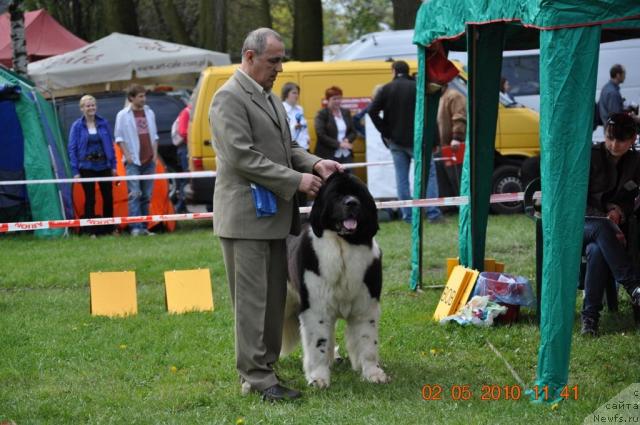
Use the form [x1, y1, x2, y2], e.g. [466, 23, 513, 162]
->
[440, 296, 508, 327]
[472, 272, 535, 307]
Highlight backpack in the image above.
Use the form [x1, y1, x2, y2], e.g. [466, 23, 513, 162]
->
[171, 116, 185, 146]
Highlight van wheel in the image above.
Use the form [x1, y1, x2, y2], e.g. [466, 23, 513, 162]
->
[491, 165, 524, 214]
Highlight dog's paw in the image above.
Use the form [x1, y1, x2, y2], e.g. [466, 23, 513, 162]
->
[363, 366, 389, 384]
[333, 345, 344, 365]
[307, 369, 331, 388]
[308, 377, 330, 388]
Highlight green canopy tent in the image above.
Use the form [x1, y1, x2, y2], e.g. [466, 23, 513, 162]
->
[410, 1, 640, 402]
[0, 66, 72, 237]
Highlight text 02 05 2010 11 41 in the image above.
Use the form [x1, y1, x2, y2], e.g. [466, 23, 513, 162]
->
[421, 384, 580, 401]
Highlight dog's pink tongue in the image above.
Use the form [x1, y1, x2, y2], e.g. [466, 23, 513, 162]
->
[343, 219, 357, 230]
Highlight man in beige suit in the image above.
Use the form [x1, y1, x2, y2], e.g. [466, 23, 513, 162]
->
[209, 28, 343, 402]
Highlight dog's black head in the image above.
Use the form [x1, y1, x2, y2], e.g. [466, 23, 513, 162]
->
[309, 172, 378, 245]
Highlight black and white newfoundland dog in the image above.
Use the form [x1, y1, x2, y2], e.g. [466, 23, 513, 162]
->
[281, 172, 388, 388]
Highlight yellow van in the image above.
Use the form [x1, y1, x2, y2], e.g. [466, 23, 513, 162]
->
[187, 60, 539, 211]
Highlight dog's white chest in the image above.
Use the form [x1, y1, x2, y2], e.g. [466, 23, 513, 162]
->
[307, 231, 378, 318]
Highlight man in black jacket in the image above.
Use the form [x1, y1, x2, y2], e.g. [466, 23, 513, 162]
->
[369, 61, 442, 223]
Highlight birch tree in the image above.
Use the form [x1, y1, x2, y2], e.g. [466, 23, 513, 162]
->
[9, 0, 27, 76]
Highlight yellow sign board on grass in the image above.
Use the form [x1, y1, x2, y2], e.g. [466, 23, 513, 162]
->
[164, 269, 214, 314]
[89, 271, 137, 317]
[445, 257, 505, 279]
[433, 265, 479, 321]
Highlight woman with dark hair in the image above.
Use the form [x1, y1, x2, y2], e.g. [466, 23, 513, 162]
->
[281, 82, 310, 151]
[500, 77, 517, 106]
[581, 112, 640, 336]
[313, 86, 357, 165]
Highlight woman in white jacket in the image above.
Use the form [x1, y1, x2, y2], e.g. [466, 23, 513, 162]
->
[281, 82, 310, 151]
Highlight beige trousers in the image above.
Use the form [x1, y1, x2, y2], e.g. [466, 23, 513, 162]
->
[219, 237, 288, 391]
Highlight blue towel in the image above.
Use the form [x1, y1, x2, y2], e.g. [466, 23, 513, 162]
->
[250, 183, 277, 217]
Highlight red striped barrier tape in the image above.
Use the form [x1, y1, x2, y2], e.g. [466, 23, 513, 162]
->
[0, 191, 541, 233]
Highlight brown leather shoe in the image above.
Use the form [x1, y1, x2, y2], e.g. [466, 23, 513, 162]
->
[261, 384, 302, 402]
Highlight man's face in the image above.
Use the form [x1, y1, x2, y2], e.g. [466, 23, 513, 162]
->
[130, 92, 146, 109]
[243, 36, 285, 91]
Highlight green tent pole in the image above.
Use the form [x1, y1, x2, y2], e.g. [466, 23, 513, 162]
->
[458, 23, 504, 269]
[410, 45, 440, 290]
[532, 25, 600, 403]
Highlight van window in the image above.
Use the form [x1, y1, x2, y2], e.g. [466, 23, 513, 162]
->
[501, 55, 540, 97]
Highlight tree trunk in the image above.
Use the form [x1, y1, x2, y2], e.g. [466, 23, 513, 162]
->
[199, 0, 226, 52]
[69, 0, 84, 39]
[392, 0, 420, 30]
[158, 0, 193, 45]
[292, 0, 322, 60]
[9, 1, 27, 76]
[226, 0, 272, 62]
[104, 0, 140, 35]
[259, 0, 272, 29]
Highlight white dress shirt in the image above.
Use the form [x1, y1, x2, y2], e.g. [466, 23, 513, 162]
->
[283, 102, 310, 150]
[114, 104, 159, 166]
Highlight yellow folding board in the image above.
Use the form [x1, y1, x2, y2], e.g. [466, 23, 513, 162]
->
[446, 257, 459, 279]
[434, 265, 473, 321]
[164, 269, 214, 314]
[484, 258, 496, 272]
[445, 258, 505, 277]
[89, 271, 137, 317]
[457, 268, 480, 310]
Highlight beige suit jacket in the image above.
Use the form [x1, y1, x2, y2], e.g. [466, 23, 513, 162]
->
[209, 69, 320, 239]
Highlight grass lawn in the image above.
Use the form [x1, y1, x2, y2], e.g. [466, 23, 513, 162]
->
[0, 214, 638, 424]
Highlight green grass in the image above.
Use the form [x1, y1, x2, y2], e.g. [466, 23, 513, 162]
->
[1, 215, 638, 424]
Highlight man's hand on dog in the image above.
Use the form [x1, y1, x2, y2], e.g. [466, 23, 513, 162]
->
[300, 160, 344, 196]
[313, 160, 344, 180]
[299, 173, 323, 196]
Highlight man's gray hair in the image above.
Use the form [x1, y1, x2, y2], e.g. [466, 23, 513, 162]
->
[241, 28, 283, 57]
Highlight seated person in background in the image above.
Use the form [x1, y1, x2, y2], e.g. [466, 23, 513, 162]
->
[500, 77, 518, 106]
[582, 112, 640, 336]
[314, 86, 357, 166]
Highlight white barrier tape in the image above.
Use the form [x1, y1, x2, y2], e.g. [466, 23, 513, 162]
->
[0, 161, 394, 186]
[344, 161, 393, 169]
[0, 171, 216, 186]
[0, 191, 542, 233]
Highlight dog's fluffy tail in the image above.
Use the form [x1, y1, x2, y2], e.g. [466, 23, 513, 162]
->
[280, 284, 301, 356]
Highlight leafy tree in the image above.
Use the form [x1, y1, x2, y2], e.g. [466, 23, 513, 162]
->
[104, 0, 139, 35]
[157, 0, 193, 45]
[269, 0, 293, 51]
[226, 0, 273, 62]
[322, 0, 392, 44]
[22, 0, 107, 41]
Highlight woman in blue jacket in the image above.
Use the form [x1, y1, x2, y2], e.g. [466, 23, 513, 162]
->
[68, 95, 117, 231]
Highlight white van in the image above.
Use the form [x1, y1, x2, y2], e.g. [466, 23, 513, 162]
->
[332, 30, 640, 120]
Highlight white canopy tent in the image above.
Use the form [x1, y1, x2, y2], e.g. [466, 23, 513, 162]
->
[28, 32, 230, 93]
